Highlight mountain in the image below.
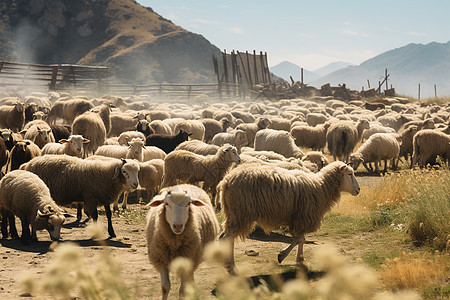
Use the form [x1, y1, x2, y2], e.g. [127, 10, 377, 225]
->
[311, 41, 450, 98]
[313, 62, 354, 77]
[0, 0, 221, 84]
[270, 61, 321, 83]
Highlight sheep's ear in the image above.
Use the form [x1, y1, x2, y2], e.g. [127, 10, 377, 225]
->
[112, 165, 120, 179]
[82, 139, 90, 144]
[59, 139, 69, 144]
[148, 195, 165, 207]
[339, 164, 348, 172]
[37, 210, 50, 219]
[190, 198, 207, 206]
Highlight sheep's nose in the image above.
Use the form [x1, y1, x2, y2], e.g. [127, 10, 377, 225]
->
[172, 223, 184, 233]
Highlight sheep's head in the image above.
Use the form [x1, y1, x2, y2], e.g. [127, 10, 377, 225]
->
[348, 153, 364, 173]
[220, 144, 241, 164]
[128, 138, 145, 158]
[338, 163, 360, 196]
[37, 127, 52, 142]
[35, 204, 65, 241]
[15, 102, 25, 112]
[148, 188, 207, 234]
[113, 159, 140, 189]
[60, 135, 89, 156]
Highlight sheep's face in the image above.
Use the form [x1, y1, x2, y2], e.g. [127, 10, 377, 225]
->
[349, 154, 363, 171]
[149, 190, 207, 234]
[221, 145, 241, 164]
[119, 159, 140, 189]
[35, 205, 65, 241]
[339, 164, 360, 196]
[128, 138, 145, 158]
[60, 135, 89, 156]
[38, 128, 52, 142]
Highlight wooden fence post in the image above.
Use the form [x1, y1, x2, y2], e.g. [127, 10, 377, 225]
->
[50, 65, 58, 90]
[434, 84, 437, 98]
[418, 84, 421, 100]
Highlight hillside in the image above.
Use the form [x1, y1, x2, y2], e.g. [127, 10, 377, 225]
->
[0, 0, 221, 84]
[269, 61, 320, 83]
[311, 41, 450, 97]
[313, 61, 354, 77]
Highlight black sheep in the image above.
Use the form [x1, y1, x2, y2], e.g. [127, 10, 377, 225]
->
[145, 130, 191, 154]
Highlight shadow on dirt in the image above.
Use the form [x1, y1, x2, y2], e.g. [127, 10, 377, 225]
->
[249, 227, 317, 245]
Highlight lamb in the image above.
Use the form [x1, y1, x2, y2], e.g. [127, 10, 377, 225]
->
[173, 120, 205, 141]
[162, 144, 241, 205]
[23, 124, 55, 149]
[218, 161, 360, 274]
[20, 155, 140, 238]
[118, 131, 146, 146]
[145, 130, 192, 154]
[0, 170, 66, 243]
[9, 140, 42, 171]
[95, 138, 145, 162]
[41, 135, 90, 158]
[146, 184, 220, 300]
[0, 102, 25, 132]
[349, 133, 400, 173]
[137, 159, 165, 202]
[211, 129, 248, 153]
[290, 122, 330, 151]
[72, 110, 107, 157]
[302, 151, 330, 171]
[236, 117, 272, 147]
[399, 125, 419, 167]
[175, 140, 220, 156]
[254, 129, 304, 159]
[412, 129, 450, 167]
[326, 119, 369, 162]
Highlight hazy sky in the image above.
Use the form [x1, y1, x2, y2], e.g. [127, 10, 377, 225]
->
[138, 1, 449, 71]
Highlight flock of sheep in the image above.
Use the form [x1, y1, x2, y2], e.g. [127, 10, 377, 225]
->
[0, 90, 449, 298]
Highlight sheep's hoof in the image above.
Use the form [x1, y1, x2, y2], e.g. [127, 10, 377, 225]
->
[278, 252, 288, 263]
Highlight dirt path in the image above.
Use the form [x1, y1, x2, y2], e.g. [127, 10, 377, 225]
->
[0, 175, 381, 299]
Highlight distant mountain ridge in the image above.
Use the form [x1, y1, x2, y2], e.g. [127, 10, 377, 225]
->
[311, 41, 450, 97]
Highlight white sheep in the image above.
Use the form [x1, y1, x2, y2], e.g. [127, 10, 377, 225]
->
[211, 129, 248, 153]
[0, 102, 25, 132]
[175, 140, 220, 156]
[0, 170, 66, 243]
[254, 128, 304, 159]
[362, 125, 396, 141]
[117, 131, 146, 146]
[72, 110, 107, 157]
[143, 146, 166, 161]
[41, 135, 90, 158]
[236, 117, 272, 147]
[162, 144, 241, 205]
[21, 155, 140, 238]
[290, 122, 331, 151]
[109, 112, 140, 137]
[302, 151, 330, 171]
[149, 120, 173, 135]
[349, 133, 400, 173]
[146, 184, 220, 300]
[173, 120, 205, 141]
[218, 161, 360, 274]
[412, 129, 450, 167]
[23, 124, 56, 149]
[306, 112, 328, 127]
[201, 118, 231, 143]
[95, 138, 145, 162]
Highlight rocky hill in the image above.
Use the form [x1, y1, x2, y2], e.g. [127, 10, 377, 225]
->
[0, 0, 222, 84]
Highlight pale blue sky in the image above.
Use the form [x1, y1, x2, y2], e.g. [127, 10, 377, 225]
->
[138, 1, 449, 71]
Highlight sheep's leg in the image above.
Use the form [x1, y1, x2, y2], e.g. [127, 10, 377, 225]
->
[122, 191, 129, 210]
[31, 225, 38, 243]
[160, 266, 170, 300]
[76, 203, 83, 222]
[219, 232, 237, 275]
[179, 272, 194, 298]
[104, 204, 116, 238]
[8, 213, 18, 239]
[295, 234, 306, 264]
[1, 210, 9, 238]
[20, 219, 31, 244]
[374, 160, 380, 173]
[113, 197, 120, 212]
[362, 162, 372, 173]
[278, 234, 305, 264]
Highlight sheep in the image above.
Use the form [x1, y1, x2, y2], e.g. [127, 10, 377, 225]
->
[254, 129, 304, 159]
[0, 137, 7, 174]
[149, 120, 173, 135]
[211, 129, 248, 153]
[95, 138, 145, 162]
[236, 117, 272, 147]
[412, 129, 450, 167]
[50, 124, 71, 142]
[23, 124, 55, 149]
[306, 113, 328, 127]
[401, 118, 435, 132]
[362, 125, 396, 141]
[240, 148, 288, 161]
[0, 102, 25, 132]
[364, 102, 386, 111]
[201, 118, 230, 143]
[326, 119, 369, 163]
[146, 184, 220, 300]
[90, 103, 113, 136]
[218, 161, 360, 273]
[146, 110, 171, 121]
[0, 129, 20, 151]
[9, 140, 42, 171]
[108, 113, 140, 137]
[267, 117, 291, 131]
[162, 144, 241, 205]
[136, 119, 154, 137]
[302, 151, 330, 171]
[137, 159, 164, 202]
[175, 140, 220, 156]
[399, 125, 419, 167]
[41, 135, 90, 158]
[173, 120, 205, 141]
[143, 146, 166, 161]
[118, 131, 146, 146]
[349, 133, 400, 173]
[47, 99, 94, 125]
[145, 130, 192, 154]
[20, 155, 140, 238]
[0, 170, 66, 243]
[290, 122, 331, 151]
[72, 110, 107, 157]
